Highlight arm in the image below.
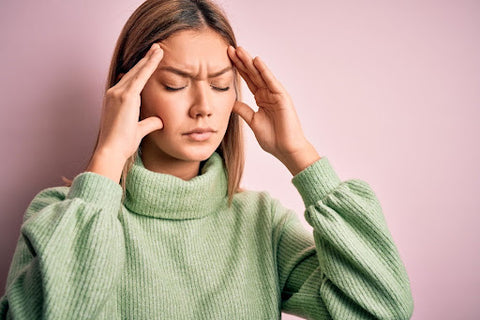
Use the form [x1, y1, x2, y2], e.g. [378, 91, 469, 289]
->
[0, 172, 126, 319]
[226, 44, 413, 319]
[276, 156, 414, 320]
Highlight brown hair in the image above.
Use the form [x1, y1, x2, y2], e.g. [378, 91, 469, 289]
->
[62, 0, 245, 206]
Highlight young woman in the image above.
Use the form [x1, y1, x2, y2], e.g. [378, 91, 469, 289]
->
[0, 0, 414, 319]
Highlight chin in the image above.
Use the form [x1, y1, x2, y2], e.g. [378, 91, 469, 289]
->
[169, 143, 220, 162]
[145, 130, 224, 163]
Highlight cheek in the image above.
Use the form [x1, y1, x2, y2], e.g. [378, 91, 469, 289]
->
[218, 91, 236, 112]
[218, 95, 236, 128]
[142, 93, 184, 118]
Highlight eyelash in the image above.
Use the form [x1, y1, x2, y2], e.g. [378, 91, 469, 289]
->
[164, 85, 230, 92]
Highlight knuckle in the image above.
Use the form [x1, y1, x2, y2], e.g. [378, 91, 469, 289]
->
[105, 87, 117, 96]
[106, 88, 121, 99]
[106, 87, 130, 102]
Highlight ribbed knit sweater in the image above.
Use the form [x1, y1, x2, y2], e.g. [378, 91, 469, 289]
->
[0, 151, 414, 319]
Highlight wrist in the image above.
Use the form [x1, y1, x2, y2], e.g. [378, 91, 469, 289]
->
[277, 142, 321, 176]
[86, 148, 127, 184]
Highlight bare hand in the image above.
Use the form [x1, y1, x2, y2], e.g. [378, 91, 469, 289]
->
[227, 46, 312, 162]
[95, 43, 164, 163]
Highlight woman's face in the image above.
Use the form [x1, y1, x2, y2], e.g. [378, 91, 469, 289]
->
[139, 28, 236, 163]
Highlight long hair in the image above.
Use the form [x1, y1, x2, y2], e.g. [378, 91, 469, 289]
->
[63, 0, 245, 207]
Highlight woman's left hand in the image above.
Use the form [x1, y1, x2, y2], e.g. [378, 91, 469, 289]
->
[227, 46, 320, 174]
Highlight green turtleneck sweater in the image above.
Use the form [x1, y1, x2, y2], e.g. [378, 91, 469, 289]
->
[0, 152, 413, 319]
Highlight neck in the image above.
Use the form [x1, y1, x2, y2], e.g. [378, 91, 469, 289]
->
[139, 142, 200, 181]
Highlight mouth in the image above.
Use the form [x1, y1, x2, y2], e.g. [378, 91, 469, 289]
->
[183, 127, 215, 134]
[183, 131, 214, 142]
[182, 127, 216, 142]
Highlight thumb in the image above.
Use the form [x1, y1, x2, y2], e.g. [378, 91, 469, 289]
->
[138, 116, 163, 138]
[232, 100, 255, 127]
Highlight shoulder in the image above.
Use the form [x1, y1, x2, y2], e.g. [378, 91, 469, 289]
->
[23, 185, 70, 223]
[231, 188, 296, 230]
[231, 188, 274, 210]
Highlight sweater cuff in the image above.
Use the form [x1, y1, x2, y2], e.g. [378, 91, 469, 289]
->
[291, 156, 342, 208]
[66, 172, 123, 214]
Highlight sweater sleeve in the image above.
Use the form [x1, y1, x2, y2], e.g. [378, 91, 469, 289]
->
[0, 172, 126, 320]
[275, 157, 414, 320]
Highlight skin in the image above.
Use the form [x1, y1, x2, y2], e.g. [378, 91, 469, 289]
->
[87, 27, 320, 183]
[139, 28, 237, 180]
[226, 45, 321, 176]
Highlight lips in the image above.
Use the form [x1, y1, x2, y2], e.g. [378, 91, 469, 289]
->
[182, 127, 216, 142]
[183, 127, 215, 134]
[184, 131, 214, 142]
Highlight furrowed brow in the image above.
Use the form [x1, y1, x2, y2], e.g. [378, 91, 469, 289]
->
[158, 66, 233, 79]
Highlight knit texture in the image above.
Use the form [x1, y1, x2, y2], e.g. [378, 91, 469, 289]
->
[0, 151, 414, 319]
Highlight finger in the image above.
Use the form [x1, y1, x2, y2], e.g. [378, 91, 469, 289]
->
[138, 116, 163, 139]
[253, 56, 285, 94]
[235, 46, 268, 89]
[227, 46, 248, 73]
[236, 66, 259, 94]
[116, 43, 160, 87]
[117, 42, 163, 94]
[232, 100, 255, 127]
[228, 46, 258, 93]
[116, 72, 125, 83]
[127, 46, 164, 94]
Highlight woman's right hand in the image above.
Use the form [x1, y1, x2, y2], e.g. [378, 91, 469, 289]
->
[86, 43, 164, 183]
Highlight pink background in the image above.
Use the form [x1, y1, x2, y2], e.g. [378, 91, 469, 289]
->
[1, 0, 479, 319]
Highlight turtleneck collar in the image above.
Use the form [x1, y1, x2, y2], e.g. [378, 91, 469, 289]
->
[123, 151, 228, 220]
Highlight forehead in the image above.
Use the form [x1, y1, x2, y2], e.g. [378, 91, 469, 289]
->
[158, 29, 231, 71]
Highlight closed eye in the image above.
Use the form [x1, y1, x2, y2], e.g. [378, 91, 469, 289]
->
[164, 86, 185, 91]
[164, 85, 230, 92]
[213, 86, 230, 91]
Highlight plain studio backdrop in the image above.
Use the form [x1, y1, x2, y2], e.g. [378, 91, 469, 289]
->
[0, 1, 479, 319]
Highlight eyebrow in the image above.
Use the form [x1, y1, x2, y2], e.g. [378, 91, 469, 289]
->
[158, 65, 233, 79]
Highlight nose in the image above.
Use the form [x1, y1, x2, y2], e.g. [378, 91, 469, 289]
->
[189, 82, 213, 118]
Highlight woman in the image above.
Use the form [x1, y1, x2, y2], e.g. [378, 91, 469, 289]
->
[0, 0, 414, 319]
